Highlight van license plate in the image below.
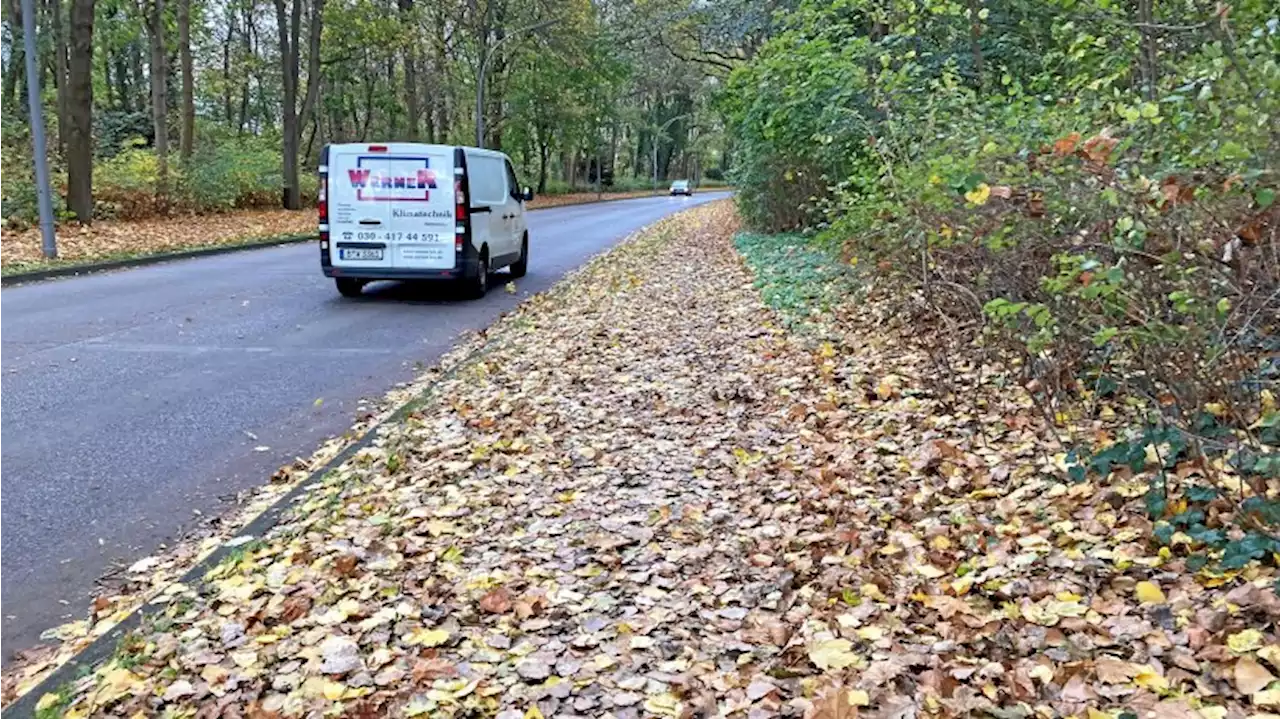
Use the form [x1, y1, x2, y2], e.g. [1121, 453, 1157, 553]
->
[339, 248, 384, 261]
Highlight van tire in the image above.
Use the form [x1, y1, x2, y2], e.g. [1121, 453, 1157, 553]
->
[510, 235, 528, 278]
[335, 278, 364, 298]
[464, 253, 489, 299]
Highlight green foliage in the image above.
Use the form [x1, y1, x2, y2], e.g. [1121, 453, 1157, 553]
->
[734, 232, 857, 328]
[722, 0, 1280, 548]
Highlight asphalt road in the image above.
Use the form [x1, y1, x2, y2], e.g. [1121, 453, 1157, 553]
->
[0, 192, 728, 660]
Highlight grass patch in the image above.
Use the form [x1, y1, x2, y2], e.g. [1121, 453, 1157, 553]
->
[733, 232, 857, 328]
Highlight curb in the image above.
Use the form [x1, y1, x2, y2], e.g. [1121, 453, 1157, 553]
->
[0, 191, 725, 287]
[0, 234, 315, 287]
[2, 327, 509, 717]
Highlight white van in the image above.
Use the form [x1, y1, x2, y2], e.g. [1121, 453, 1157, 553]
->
[318, 143, 533, 298]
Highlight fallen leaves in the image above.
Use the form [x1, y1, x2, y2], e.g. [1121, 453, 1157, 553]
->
[7, 201, 1276, 718]
[809, 638, 859, 672]
[1235, 656, 1276, 695]
[1134, 580, 1166, 604]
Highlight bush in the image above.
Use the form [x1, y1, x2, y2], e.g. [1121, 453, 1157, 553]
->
[723, 0, 1280, 563]
[1, 139, 68, 228]
[182, 136, 284, 211]
[89, 134, 307, 218]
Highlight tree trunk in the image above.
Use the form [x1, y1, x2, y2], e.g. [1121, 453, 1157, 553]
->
[65, 0, 95, 222]
[297, 0, 323, 141]
[221, 5, 233, 124]
[1136, 0, 1158, 100]
[129, 39, 146, 112]
[49, 0, 69, 155]
[178, 0, 193, 160]
[4, 0, 24, 116]
[274, 0, 302, 209]
[967, 0, 983, 91]
[113, 52, 131, 111]
[148, 0, 169, 204]
[396, 0, 419, 140]
[536, 133, 549, 194]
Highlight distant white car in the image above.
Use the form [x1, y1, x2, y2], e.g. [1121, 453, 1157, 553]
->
[669, 180, 692, 196]
[319, 142, 533, 299]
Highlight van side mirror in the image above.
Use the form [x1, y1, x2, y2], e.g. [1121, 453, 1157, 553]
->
[522, 187, 534, 202]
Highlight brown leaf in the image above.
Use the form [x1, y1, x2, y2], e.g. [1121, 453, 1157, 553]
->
[988, 185, 1013, 199]
[1052, 132, 1081, 156]
[1080, 132, 1119, 165]
[807, 683, 858, 719]
[1236, 218, 1263, 245]
[334, 554, 360, 577]
[1059, 673, 1096, 703]
[280, 596, 312, 623]
[411, 657, 457, 682]
[1235, 657, 1276, 695]
[479, 587, 512, 614]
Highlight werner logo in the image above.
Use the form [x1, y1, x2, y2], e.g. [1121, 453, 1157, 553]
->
[349, 156, 439, 201]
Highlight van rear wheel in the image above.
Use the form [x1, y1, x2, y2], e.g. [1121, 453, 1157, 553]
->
[464, 255, 489, 299]
[335, 278, 364, 298]
[510, 235, 528, 279]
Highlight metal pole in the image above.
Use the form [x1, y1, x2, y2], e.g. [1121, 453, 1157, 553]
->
[475, 51, 488, 148]
[475, 17, 562, 149]
[22, 0, 57, 258]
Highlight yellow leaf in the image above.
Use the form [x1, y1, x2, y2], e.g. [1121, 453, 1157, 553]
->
[808, 638, 859, 671]
[1135, 581, 1166, 605]
[1133, 666, 1169, 691]
[1236, 657, 1276, 695]
[323, 680, 347, 701]
[848, 689, 870, 706]
[914, 563, 946, 579]
[1029, 665, 1055, 683]
[860, 583, 887, 602]
[1203, 402, 1227, 417]
[1229, 629, 1265, 654]
[524, 708, 545, 719]
[856, 626, 885, 641]
[406, 628, 451, 647]
[643, 693, 682, 717]
[35, 693, 63, 712]
[1197, 707, 1227, 719]
[1260, 644, 1280, 669]
[1255, 688, 1280, 707]
[95, 667, 143, 704]
[964, 183, 992, 205]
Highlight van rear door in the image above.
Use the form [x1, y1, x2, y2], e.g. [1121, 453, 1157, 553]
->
[327, 143, 455, 272]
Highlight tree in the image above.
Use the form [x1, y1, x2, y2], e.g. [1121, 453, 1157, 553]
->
[273, 0, 321, 209]
[147, 0, 169, 201]
[65, 0, 95, 221]
[178, 0, 193, 160]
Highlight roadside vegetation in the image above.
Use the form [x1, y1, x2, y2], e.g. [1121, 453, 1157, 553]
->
[720, 0, 1279, 711]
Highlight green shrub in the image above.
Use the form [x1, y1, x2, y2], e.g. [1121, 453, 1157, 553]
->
[722, 0, 1279, 562]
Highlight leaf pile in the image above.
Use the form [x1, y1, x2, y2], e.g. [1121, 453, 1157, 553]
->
[13, 201, 1279, 718]
[0, 210, 316, 271]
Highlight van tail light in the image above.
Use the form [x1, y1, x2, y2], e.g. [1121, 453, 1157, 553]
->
[318, 146, 332, 265]
[454, 176, 466, 253]
[367, 145, 388, 152]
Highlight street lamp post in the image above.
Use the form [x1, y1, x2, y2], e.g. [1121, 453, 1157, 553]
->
[475, 18, 561, 148]
[21, 0, 57, 258]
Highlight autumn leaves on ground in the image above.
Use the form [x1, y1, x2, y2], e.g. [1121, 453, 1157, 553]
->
[8, 201, 1278, 718]
[0, 191, 665, 273]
